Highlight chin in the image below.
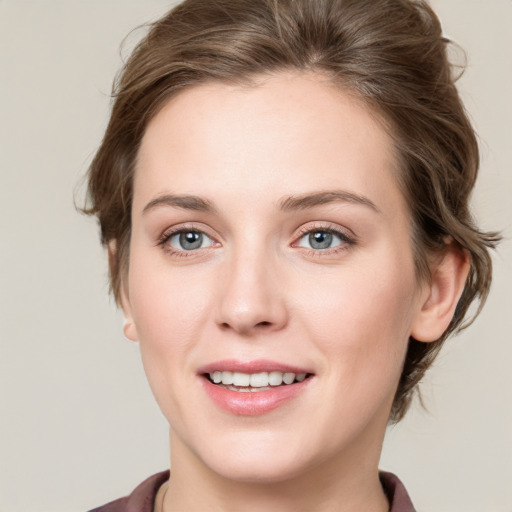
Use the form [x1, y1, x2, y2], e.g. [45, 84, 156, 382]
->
[190, 427, 329, 485]
[206, 453, 311, 484]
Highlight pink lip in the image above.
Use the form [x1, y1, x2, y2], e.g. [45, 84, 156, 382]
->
[197, 359, 311, 375]
[198, 360, 314, 416]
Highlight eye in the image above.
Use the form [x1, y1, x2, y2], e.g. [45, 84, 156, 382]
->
[166, 230, 215, 251]
[295, 229, 351, 251]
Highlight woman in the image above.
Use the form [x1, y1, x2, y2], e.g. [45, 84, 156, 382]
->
[83, 0, 498, 510]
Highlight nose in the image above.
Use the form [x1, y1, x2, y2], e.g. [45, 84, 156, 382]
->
[215, 249, 288, 336]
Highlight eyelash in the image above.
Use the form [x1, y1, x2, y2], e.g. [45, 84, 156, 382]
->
[157, 224, 218, 258]
[292, 223, 357, 256]
[157, 223, 357, 258]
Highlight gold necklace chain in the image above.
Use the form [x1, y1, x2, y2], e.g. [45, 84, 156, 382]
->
[156, 480, 390, 511]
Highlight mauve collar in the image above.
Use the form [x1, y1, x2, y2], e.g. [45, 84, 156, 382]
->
[380, 471, 417, 512]
[90, 469, 416, 512]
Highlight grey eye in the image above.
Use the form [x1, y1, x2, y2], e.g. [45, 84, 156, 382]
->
[180, 231, 203, 250]
[168, 231, 213, 251]
[309, 232, 333, 250]
[296, 230, 345, 250]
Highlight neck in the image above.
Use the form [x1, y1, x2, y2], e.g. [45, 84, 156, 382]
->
[164, 431, 389, 512]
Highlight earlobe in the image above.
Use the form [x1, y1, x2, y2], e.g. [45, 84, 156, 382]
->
[411, 242, 470, 343]
[119, 276, 139, 342]
[108, 240, 139, 342]
[122, 310, 139, 342]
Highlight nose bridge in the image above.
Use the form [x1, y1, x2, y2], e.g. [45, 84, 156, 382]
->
[216, 236, 287, 334]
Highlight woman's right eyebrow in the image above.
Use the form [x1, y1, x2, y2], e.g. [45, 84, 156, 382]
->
[142, 194, 217, 214]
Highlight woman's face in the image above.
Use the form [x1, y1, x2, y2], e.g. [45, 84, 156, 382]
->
[123, 72, 429, 482]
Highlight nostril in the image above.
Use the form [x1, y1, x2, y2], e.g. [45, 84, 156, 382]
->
[219, 319, 273, 333]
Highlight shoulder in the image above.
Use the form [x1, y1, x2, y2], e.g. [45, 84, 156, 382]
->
[87, 471, 170, 512]
[379, 471, 416, 512]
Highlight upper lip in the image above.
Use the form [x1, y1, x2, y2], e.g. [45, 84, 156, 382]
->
[197, 359, 313, 375]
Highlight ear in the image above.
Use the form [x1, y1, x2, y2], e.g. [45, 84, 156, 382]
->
[108, 240, 139, 342]
[411, 241, 470, 342]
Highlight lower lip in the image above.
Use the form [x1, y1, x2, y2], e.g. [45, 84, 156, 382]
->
[201, 377, 312, 416]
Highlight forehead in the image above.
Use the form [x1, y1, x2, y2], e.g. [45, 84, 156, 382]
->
[134, 72, 404, 218]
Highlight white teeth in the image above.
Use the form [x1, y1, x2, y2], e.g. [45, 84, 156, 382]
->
[208, 370, 308, 388]
[268, 371, 283, 386]
[283, 372, 295, 385]
[250, 372, 269, 387]
[221, 371, 233, 385]
[232, 372, 250, 387]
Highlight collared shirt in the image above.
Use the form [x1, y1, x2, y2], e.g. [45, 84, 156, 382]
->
[88, 470, 416, 512]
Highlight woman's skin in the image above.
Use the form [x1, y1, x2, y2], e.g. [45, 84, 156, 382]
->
[118, 72, 468, 512]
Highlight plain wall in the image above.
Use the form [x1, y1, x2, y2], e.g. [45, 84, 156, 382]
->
[0, 1, 510, 511]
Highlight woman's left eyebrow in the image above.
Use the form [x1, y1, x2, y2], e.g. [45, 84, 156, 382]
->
[279, 190, 380, 213]
[142, 194, 217, 214]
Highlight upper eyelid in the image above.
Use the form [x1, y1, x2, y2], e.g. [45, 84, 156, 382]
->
[158, 223, 219, 244]
[293, 222, 357, 241]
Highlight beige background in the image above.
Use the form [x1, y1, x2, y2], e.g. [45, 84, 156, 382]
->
[0, 1, 511, 511]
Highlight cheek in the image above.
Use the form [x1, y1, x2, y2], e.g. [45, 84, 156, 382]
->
[128, 255, 213, 346]
[292, 251, 418, 388]
[126, 256, 215, 408]
[322, 277, 416, 431]
[297, 257, 417, 338]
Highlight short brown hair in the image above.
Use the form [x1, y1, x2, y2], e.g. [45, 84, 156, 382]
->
[82, 0, 499, 422]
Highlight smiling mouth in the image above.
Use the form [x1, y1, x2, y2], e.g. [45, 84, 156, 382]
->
[205, 371, 312, 392]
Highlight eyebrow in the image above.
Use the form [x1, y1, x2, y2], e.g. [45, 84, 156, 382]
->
[142, 194, 216, 214]
[279, 190, 380, 213]
[142, 190, 380, 216]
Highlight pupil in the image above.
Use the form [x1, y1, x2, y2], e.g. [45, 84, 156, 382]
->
[180, 231, 202, 250]
[309, 231, 332, 250]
